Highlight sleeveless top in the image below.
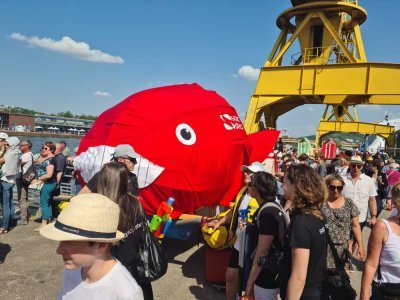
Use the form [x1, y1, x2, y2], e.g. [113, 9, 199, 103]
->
[376, 219, 400, 283]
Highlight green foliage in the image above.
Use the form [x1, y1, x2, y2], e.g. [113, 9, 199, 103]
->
[303, 132, 364, 143]
[3, 106, 41, 116]
[0, 106, 97, 120]
[57, 111, 74, 118]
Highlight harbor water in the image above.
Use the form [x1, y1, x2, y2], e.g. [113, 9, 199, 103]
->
[12, 136, 81, 155]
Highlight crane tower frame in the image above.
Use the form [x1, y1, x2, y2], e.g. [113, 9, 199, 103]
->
[244, 0, 400, 148]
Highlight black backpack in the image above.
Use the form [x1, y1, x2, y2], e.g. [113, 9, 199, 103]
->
[255, 201, 290, 273]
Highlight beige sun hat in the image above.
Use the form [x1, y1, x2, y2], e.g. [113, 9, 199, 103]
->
[40, 193, 124, 243]
[349, 155, 364, 165]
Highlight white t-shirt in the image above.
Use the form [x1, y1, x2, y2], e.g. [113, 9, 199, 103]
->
[20, 152, 33, 175]
[343, 173, 378, 223]
[57, 260, 144, 300]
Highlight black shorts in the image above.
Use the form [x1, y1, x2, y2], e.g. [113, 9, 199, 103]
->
[227, 248, 239, 268]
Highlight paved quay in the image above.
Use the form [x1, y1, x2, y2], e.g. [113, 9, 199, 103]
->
[0, 220, 224, 300]
[0, 211, 383, 299]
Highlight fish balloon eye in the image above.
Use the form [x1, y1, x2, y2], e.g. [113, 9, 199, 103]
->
[176, 123, 196, 145]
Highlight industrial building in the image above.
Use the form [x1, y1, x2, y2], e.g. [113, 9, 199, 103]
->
[0, 112, 94, 134]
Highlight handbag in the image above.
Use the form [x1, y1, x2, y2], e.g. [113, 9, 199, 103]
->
[127, 221, 168, 282]
[28, 179, 43, 191]
[324, 225, 357, 300]
[202, 209, 236, 250]
[202, 224, 235, 250]
[21, 154, 35, 185]
[371, 266, 400, 299]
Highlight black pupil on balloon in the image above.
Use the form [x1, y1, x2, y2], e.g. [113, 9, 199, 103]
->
[181, 129, 191, 140]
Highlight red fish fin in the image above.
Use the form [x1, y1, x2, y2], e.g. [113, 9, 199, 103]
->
[247, 129, 280, 163]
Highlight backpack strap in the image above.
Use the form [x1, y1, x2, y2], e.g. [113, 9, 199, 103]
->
[30, 153, 34, 171]
[256, 201, 290, 228]
[21, 153, 35, 175]
[256, 200, 290, 251]
[230, 187, 248, 232]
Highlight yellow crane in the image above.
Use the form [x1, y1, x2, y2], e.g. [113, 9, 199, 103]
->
[244, 0, 400, 148]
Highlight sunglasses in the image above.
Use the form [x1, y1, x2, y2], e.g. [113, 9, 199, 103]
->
[350, 164, 362, 169]
[329, 185, 343, 192]
[123, 157, 137, 164]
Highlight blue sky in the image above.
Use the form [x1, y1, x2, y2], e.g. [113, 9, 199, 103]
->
[0, 0, 399, 137]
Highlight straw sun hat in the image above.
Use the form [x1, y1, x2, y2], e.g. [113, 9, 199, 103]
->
[40, 193, 125, 243]
[349, 155, 364, 165]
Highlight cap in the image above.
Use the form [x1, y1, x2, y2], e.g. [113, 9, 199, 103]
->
[240, 161, 265, 173]
[112, 144, 139, 159]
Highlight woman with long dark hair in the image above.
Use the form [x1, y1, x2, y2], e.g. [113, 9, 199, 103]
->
[244, 171, 287, 300]
[279, 164, 327, 300]
[96, 162, 153, 300]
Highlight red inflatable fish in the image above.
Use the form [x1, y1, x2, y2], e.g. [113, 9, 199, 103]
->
[74, 84, 279, 218]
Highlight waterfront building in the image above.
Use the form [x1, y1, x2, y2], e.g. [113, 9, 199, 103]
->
[0, 112, 94, 134]
[0, 112, 35, 131]
[34, 114, 94, 134]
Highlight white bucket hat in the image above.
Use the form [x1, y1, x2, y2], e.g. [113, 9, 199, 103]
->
[40, 193, 124, 243]
[240, 161, 265, 173]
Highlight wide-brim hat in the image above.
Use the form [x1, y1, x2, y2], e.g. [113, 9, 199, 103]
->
[349, 155, 364, 165]
[40, 193, 124, 243]
[112, 144, 139, 159]
[240, 161, 265, 173]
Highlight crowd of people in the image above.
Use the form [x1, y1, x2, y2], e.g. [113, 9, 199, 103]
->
[0, 133, 74, 233]
[1, 131, 400, 299]
[205, 147, 400, 300]
[0, 136, 154, 299]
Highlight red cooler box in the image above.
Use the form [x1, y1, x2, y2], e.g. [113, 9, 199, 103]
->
[205, 247, 231, 284]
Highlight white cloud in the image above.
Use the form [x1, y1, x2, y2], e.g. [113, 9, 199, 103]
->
[237, 65, 260, 81]
[94, 91, 112, 97]
[9, 33, 124, 64]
